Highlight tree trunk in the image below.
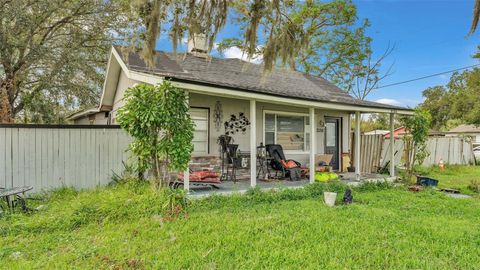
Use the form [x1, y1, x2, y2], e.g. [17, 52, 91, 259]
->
[0, 76, 16, 123]
[0, 88, 14, 123]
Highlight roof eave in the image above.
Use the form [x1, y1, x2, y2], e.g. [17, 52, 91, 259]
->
[67, 108, 100, 120]
[110, 48, 412, 114]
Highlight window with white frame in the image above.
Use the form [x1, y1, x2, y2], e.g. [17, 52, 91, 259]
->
[264, 111, 310, 152]
[190, 107, 209, 155]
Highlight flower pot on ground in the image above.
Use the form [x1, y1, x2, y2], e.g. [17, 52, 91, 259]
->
[324, 191, 337, 207]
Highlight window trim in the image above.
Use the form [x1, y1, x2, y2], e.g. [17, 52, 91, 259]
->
[263, 110, 310, 154]
[190, 106, 210, 155]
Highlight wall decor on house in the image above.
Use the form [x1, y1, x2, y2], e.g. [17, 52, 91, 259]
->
[213, 101, 223, 132]
[224, 112, 250, 136]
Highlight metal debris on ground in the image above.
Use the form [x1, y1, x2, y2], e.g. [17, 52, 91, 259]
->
[408, 185, 423, 192]
[343, 189, 353, 204]
[445, 193, 472, 199]
[440, 188, 460, 194]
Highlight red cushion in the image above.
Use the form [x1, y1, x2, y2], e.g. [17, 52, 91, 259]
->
[177, 171, 221, 183]
[286, 160, 297, 168]
[280, 160, 298, 169]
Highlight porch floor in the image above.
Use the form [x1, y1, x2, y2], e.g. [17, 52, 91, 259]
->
[187, 172, 394, 198]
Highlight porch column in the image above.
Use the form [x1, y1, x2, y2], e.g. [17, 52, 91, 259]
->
[309, 108, 316, 183]
[184, 91, 190, 192]
[389, 112, 395, 177]
[250, 99, 257, 187]
[355, 111, 361, 180]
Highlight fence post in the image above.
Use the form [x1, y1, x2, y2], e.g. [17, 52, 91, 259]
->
[390, 113, 395, 177]
[355, 112, 361, 180]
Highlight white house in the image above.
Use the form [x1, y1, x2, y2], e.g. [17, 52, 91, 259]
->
[69, 43, 412, 190]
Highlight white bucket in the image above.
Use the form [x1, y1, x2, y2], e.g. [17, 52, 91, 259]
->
[323, 192, 337, 207]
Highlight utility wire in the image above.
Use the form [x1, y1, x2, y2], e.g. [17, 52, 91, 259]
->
[375, 64, 480, 89]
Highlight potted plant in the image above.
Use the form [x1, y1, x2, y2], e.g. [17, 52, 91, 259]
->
[323, 185, 337, 207]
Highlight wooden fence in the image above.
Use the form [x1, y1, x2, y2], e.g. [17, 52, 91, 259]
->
[0, 125, 131, 192]
[359, 134, 476, 173]
[358, 134, 385, 173]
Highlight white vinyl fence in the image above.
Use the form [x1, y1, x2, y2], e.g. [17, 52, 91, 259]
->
[0, 125, 131, 192]
[379, 136, 475, 169]
[422, 137, 474, 166]
[357, 135, 475, 173]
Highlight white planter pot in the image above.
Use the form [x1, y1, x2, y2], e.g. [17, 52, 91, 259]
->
[324, 192, 337, 207]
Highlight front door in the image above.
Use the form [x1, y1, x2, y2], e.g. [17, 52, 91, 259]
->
[325, 117, 340, 171]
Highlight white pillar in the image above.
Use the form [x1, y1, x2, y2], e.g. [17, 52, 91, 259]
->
[355, 111, 361, 180]
[183, 164, 190, 192]
[390, 112, 395, 177]
[184, 91, 190, 192]
[250, 100, 257, 187]
[309, 108, 316, 183]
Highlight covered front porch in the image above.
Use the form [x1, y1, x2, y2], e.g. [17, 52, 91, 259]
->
[178, 86, 409, 195]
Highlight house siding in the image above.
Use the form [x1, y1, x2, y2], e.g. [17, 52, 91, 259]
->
[110, 70, 140, 124]
[84, 77, 351, 168]
[190, 93, 350, 166]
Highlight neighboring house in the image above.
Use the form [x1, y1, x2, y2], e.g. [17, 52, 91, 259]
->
[69, 107, 110, 125]
[428, 130, 446, 137]
[364, 130, 389, 136]
[384, 127, 408, 139]
[446, 124, 480, 146]
[69, 42, 411, 186]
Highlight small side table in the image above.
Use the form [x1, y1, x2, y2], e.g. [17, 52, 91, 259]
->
[257, 156, 271, 180]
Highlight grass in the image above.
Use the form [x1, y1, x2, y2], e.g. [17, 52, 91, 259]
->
[417, 165, 480, 194]
[1, 180, 480, 269]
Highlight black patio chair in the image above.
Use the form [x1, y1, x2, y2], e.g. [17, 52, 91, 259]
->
[266, 144, 301, 180]
[226, 144, 241, 182]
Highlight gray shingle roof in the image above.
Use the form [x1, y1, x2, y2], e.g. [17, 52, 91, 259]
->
[114, 46, 408, 111]
[448, 124, 480, 133]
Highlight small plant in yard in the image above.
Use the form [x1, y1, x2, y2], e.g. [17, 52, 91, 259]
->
[161, 188, 188, 221]
[109, 161, 137, 186]
[468, 179, 480, 193]
[401, 109, 432, 183]
[116, 81, 194, 188]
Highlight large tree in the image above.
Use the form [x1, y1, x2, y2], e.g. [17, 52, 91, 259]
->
[471, 0, 480, 34]
[0, 0, 130, 123]
[418, 68, 480, 130]
[217, 0, 393, 97]
[126, 0, 390, 98]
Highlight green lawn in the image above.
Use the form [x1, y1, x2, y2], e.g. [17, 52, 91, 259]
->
[1, 181, 479, 269]
[418, 165, 480, 194]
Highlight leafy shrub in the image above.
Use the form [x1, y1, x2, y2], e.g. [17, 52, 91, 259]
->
[354, 180, 396, 192]
[116, 82, 194, 187]
[161, 188, 188, 220]
[109, 161, 138, 186]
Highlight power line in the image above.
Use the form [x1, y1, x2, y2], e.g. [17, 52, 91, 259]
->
[375, 64, 480, 89]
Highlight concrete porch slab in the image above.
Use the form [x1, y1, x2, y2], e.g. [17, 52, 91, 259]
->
[187, 173, 395, 198]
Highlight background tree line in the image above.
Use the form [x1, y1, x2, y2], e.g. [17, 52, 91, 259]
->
[361, 66, 480, 133]
[418, 67, 480, 131]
